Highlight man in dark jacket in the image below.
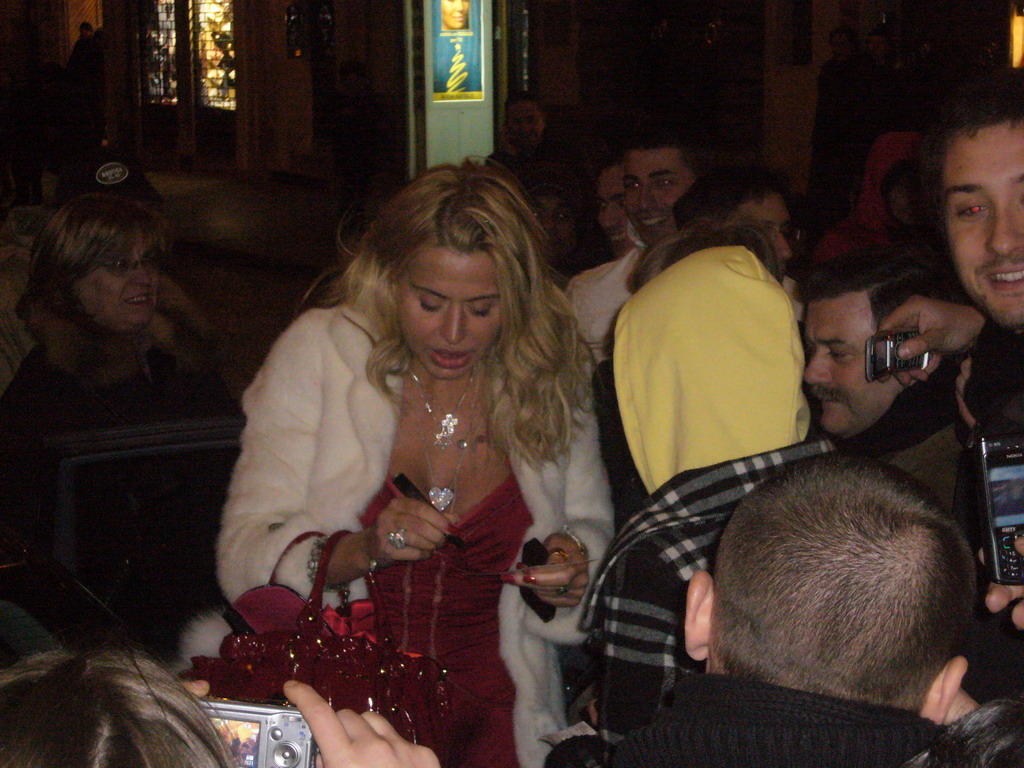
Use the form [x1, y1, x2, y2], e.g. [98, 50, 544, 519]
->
[614, 455, 976, 768]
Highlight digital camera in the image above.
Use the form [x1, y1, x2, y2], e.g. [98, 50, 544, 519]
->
[864, 330, 930, 382]
[977, 434, 1024, 585]
[202, 698, 318, 768]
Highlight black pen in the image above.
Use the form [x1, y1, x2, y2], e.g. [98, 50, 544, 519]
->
[393, 473, 468, 549]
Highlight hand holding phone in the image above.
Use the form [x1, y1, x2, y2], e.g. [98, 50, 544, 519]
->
[865, 330, 930, 382]
[511, 535, 590, 621]
[517, 538, 556, 622]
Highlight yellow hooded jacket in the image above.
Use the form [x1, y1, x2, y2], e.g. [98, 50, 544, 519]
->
[614, 245, 810, 493]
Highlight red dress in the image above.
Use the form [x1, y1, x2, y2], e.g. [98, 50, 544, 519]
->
[360, 475, 532, 768]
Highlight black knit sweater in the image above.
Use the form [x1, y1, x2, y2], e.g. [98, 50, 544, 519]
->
[613, 673, 942, 768]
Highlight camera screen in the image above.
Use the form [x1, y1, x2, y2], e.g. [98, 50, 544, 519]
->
[211, 716, 261, 768]
[989, 464, 1024, 527]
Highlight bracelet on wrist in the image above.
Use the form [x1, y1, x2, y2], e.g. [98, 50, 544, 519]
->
[307, 534, 351, 592]
[561, 525, 589, 560]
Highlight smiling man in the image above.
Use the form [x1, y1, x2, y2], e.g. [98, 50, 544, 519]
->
[941, 126, 1024, 331]
[801, 247, 963, 508]
[622, 131, 700, 248]
[901, 71, 1024, 348]
[568, 129, 704, 357]
[860, 70, 1024, 695]
[882, 72, 1024, 447]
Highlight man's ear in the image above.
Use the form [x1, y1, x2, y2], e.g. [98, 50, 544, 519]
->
[684, 570, 715, 662]
[920, 655, 973, 725]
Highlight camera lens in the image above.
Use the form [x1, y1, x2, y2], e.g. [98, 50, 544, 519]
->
[274, 742, 301, 768]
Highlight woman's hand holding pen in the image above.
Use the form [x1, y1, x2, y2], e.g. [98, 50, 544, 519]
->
[367, 497, 458, 566]
[325, 498, 457, 585]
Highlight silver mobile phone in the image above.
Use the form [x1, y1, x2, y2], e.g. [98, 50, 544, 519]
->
[864, 330, 930, 382]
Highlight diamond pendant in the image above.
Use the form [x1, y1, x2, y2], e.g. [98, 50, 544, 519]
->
[429, 486, 454, 511]
[435, 413, 458, 448]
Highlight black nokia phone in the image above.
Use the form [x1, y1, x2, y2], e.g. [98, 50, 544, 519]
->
[977, 435, 1024, 585]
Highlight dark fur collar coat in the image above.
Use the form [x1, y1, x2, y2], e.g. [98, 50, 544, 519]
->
[21, 277, 218, 389]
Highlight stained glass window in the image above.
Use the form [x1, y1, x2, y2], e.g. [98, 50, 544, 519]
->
[193, 0, 236, 110]
[140, 0, 178, 105]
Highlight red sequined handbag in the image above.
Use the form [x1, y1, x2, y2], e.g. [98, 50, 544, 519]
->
[186, 531, 453, 765]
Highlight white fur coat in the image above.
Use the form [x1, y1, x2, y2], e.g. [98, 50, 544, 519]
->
[215, 306, 613, 768]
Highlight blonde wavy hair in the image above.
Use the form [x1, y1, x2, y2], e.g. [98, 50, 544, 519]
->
[318, 161, 592, 466]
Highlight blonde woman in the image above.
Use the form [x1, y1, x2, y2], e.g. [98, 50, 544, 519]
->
[216, 162, 612, 768]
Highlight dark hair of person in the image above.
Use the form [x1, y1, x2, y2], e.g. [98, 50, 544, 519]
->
[902, 694, 1024, 768]
[594, 150, 624, 177]
[712, 455, 975, 711]
[920, 70, 1024, 235]
[673, 165, 790, 230]
[80, 21, 94, 33]
[798, 245, 959, 326]
[0, 646, 232, 768]
[504, 90, 544, 114]
[628, 217, 783, 293]
[17, 193, 169, 322]
[621, 123, 710, 181]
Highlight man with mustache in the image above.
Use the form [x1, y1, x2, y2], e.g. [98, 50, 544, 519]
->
[801, 246, 964, 508]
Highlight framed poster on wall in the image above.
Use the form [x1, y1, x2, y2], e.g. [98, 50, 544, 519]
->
[432, 0, 483, 101]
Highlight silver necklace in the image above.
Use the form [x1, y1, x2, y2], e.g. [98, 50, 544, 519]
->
[423, 436, 470, 512]
[408, 370, 476, 512]
[409, 370, 475, 449]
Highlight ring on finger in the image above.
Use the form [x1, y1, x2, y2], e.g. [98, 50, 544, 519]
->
[556, 585, 569, 596]
[387, 527, 407, 550]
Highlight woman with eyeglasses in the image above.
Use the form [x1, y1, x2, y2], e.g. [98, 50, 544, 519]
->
[213, 162, 612, 768]
[0, 193, 238, 655]
[2, 192, 236, 417]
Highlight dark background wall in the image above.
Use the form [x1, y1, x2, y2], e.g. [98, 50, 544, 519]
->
[1, 0, 1016, 186]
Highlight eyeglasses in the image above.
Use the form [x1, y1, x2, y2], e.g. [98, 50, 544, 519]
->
[94, 256, 160, 275]
[780, 223, 805, 243]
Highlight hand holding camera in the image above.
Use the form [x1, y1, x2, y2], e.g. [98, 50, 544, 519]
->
[202, 697, 317, 768]
[282, 681, 440, 768]
[201, 682, 440, 768]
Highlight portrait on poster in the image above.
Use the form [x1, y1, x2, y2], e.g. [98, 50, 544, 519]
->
[432, 0, 483, 102]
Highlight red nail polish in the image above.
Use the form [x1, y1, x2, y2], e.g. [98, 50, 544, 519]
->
[515, 562, 526, 570]
[500, 573, 517, 584]
[523, 574, 537, 585]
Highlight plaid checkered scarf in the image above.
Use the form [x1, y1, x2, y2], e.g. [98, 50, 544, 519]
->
[586, 438, 834, 752]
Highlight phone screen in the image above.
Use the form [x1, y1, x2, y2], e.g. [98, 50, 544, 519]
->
[988, 463, 1024, 528]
